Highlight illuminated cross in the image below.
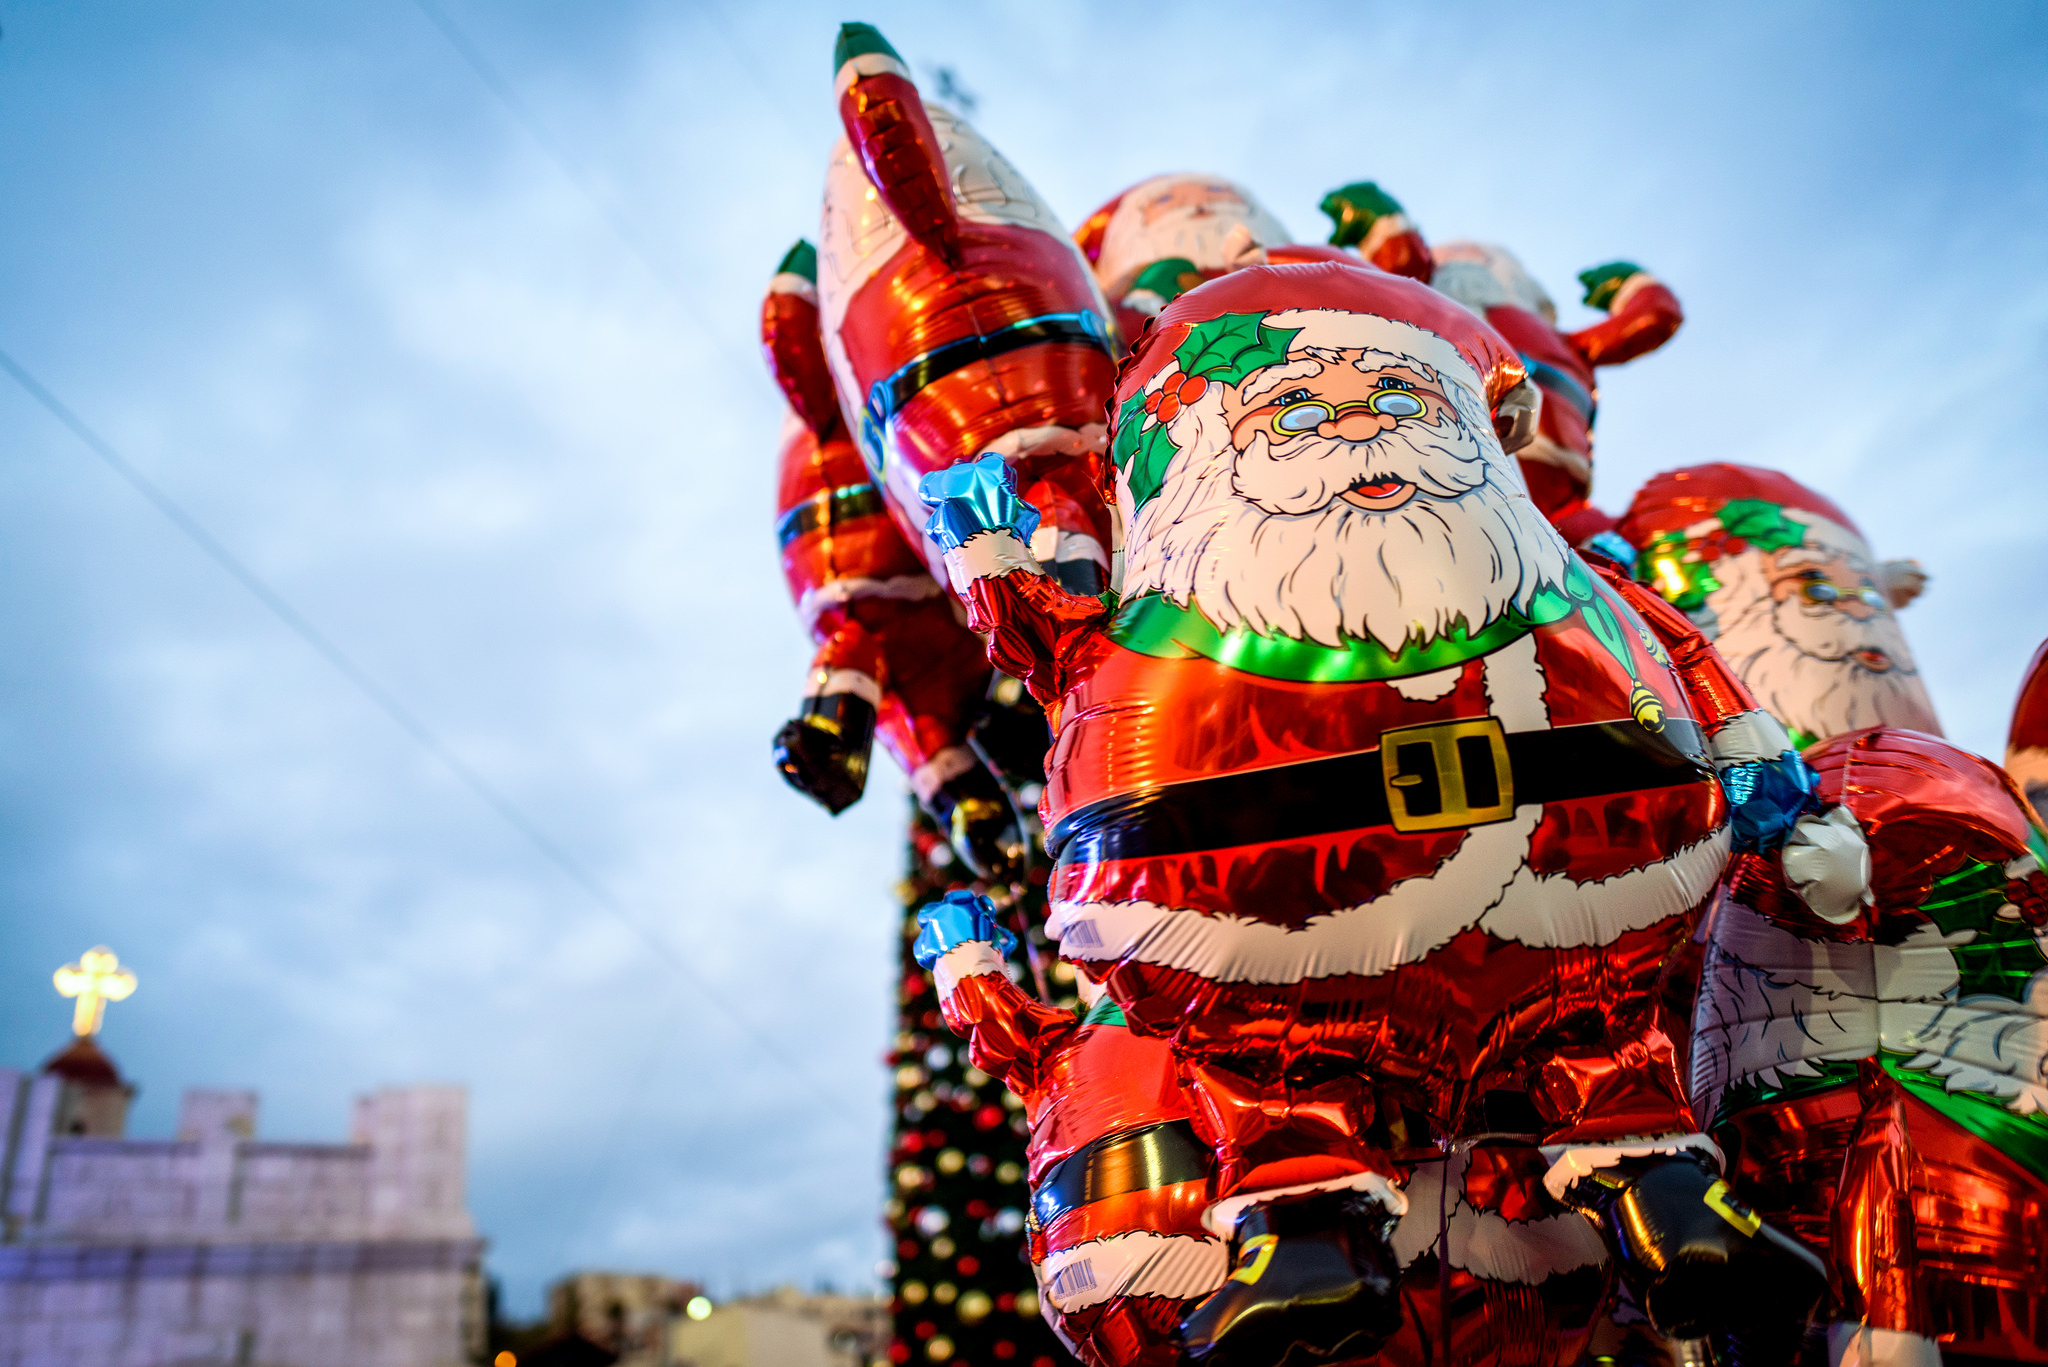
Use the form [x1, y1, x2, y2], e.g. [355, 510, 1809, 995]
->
[53, 947, 137, 1037]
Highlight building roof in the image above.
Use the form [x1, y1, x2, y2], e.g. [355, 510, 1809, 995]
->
[41, 1036, 125, 1088]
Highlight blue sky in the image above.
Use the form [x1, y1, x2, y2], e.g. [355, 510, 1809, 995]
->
[0, 0, 2042, 1317]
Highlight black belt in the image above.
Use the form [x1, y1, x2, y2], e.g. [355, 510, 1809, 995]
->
[1031, 1121, 1210, 1230]
[775, 482, 886, 548]
[1520, 355, 1596, 428]
[864, 311, 1112, 433]
[1047, 717, 1709, 867]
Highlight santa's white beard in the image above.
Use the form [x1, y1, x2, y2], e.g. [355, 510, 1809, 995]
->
[1123, 419, 1570, 652]
[1710, 556, 1942, 740]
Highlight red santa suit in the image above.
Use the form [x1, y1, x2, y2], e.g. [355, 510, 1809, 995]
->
[928, 945, 1225, 1367]
[763, 243, 1018, 864]
[929, 261, 1763, 1223]
[1695, 727, 2048, 1367]
[819, 27, 1118, 597]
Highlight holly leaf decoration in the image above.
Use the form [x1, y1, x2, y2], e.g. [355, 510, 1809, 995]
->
[1123, 423, 1180, 512]
[1919, 860, 2048, 1003]
[1173, 312, 1301, 385]
[1718, 499, 1808, 553]
[1109, 392, 1149, 474]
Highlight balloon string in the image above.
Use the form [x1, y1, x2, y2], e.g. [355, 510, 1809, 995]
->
[1437, 1140, 1455, 1367]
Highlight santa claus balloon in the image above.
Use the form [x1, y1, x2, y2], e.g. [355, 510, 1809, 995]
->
[1626, 468, 2048, 1366]
[760, 242, 1027, 878]
[1618, 463, 1939, 748]
[917, 258, 1835, 1367]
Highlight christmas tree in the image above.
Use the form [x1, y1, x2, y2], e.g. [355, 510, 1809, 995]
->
[881, 803, 1076, 1367]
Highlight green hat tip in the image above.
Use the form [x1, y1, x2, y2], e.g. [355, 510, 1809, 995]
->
[776, 240, 818, 282]
[834, 22, 901, 71]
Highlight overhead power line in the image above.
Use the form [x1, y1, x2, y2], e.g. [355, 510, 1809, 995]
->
[0, 345, 865, 1118]
[407, 0, 716, 336]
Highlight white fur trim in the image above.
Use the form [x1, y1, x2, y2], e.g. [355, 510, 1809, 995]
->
[1607, 272, 1660, 317]
[1486, 631, 1551, 731]
[1389, 666, 1462, 702]
[1390, 1149, 1608, 1283]
[1689, 905, 2048, 1125]
[1203, 1171, 1407, 1238]
[1478, 827, 1732, 949]
[942, 528, 1044, 594]
[1828, 1323, 1942, 1367]
[1360, 212, 1415, 259]
[1029, 527, 1110, 573]
[768, 272, 819, 304]
[910, 745, 978, 803]
[933, 940, 1008, 1000]
[1782, 808, 1873, 924]
[1708, 710, 1793, 764]
[832, 50, 912, 99]
[796, 575, 941, 631]
[1036, 1231, 1229, 1313]
[802, 667, 881, 706]
[1540, 1135, 1721, 1202]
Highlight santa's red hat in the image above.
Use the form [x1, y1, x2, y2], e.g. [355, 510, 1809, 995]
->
[2009, 640, 2048, 756]
[1618, 463, 1863, 549]
[1115, 260, 1527, 414]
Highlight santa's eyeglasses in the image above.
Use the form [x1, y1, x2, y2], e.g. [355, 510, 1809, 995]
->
[1268, 387, 1430, 434]
[1799, 578, 1887, 609]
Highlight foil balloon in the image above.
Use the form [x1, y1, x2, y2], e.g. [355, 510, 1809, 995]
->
[818, 25, 1118, 598]
[1693, 727, 2048, 1365]
[1618, 463, 1942, 749]
[1075, 173, 1296, 346]
[1075, 173, 1413, 352]
[762, 242, 1025, 880]
[1315, 198, 1684, 551]
[2005, 639, 2048, 826]
[914, 891, 1225, 1367]
[919, 260, 1829, 1367]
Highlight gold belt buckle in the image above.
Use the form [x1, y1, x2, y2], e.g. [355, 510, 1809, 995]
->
[1379, 716, 1515, 832]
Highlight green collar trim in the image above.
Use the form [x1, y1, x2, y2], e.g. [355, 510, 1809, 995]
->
[1105, 561, 1599, 684]
[1715, 1053, 2048, 1186]
[1080, 997, 1126, 1028]
[1884, 1056, 2048, 1185]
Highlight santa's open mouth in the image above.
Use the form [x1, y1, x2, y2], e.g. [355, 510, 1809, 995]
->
[1852, 648, 1894, 673]
[1339, 476, 1417, 511]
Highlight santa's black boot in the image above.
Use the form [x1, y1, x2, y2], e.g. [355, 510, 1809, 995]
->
[928, 763, 1025, 882]
[1178, 1188, 1401, 1367]
[771, 694, 876, 815]
[1562, 1152, 1826, 1367]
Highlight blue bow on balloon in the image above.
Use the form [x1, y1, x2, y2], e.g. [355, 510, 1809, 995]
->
[1721, 749, 1823, 852]
[912, 889, 1019, 970]
[918, 454, 1042, 553]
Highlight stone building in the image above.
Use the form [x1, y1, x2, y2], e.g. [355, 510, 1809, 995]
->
[0, 1036, 484, 1366]
[667, 1288, 886, 1367]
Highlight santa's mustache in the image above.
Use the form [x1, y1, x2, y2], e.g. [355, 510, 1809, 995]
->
[1233, 421, 1487, 516]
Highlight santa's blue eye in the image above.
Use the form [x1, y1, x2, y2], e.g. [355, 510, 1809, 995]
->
[1274, 401, 1333, 432]
[1376, 377, 1415, 390]
[1367, 391, 1426, 418]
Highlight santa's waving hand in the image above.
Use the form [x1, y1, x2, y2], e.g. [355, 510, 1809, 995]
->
[921, 261, 1836, 1367]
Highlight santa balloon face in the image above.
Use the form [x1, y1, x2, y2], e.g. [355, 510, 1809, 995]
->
[1115, 307, 1566, 654]
[1622, 465, 1943, 749]
[1704, 523, 1938, 745]
[1089, 173, 1293, 304]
